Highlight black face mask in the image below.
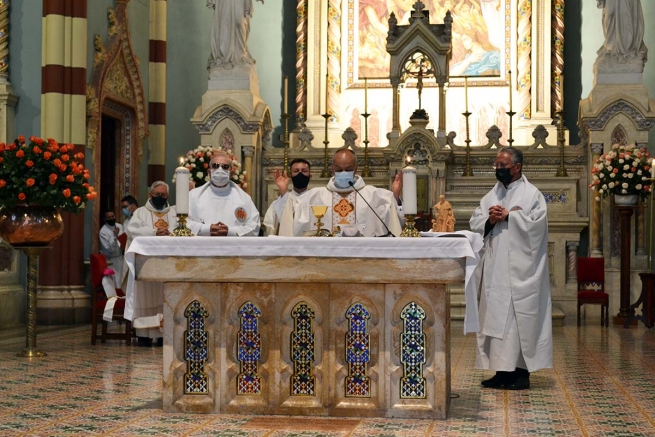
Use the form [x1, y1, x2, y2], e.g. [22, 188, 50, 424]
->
[105, 219, 116, 227]
[495, 168, 513, 185]
[151, 196, 168, 210]
[291, 173, 310, 190]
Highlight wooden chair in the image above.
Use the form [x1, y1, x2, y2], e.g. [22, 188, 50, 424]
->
[90, 253, 132, 344]
[577, 257, 609, 327]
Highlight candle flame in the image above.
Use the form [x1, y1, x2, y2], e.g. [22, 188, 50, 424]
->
[179, 157, 184, 165]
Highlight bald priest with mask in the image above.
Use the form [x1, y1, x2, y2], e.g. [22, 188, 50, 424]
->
[188, 151, 260, 236]
[279, 149, 403, 237]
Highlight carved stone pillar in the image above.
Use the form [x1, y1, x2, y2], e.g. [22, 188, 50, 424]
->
[636, 201, 646, 255]
[590, 143, 603, 257]
[566, 241, 579, 284]
[242, 146, 254, 196]
[437, 78, 446, 136]
[391, 77, 400, 135]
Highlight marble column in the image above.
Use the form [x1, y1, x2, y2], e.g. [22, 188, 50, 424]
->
[590, 143, 603, 257]
[566, 241, 579, 284]
[437, 77, 446, 137]
[242, 146, 254, 196]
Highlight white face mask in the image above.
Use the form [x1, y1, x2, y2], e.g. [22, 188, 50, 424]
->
[211, 168, 230, 187]
[334, 171, 355, 188]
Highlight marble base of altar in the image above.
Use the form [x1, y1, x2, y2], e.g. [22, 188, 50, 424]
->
[133, 249, 468, 419]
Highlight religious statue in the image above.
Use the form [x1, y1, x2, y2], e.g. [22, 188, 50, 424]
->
[431, 195, 456, 232]
[596, 0, 647, 64]
[206, 0, 264, 69]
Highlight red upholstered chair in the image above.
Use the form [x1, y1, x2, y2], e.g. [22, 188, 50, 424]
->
[577, 257, 609, 327]
[90, 253, 132, 344]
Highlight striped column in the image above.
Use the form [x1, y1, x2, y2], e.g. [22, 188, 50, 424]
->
[148, 0, 167, 185]
[39, 0, 88, 322]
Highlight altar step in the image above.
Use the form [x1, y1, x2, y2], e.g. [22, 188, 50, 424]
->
[449, 286, 566, 326]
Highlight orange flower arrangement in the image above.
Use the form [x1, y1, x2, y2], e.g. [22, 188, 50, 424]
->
[0, 136, 97, 213]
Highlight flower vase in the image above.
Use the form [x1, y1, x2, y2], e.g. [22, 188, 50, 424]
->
[0, 205, 64, 247]
[614, 194, 639, 207]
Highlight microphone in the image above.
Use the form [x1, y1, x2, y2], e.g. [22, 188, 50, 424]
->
[348, 181, 396, 237]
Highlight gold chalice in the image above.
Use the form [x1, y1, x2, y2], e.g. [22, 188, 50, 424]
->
[311, 205, 331, 237]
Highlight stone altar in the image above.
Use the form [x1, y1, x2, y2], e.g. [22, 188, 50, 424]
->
[126, 236, 482, 419]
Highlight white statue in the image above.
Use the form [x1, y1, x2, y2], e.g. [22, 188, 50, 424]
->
[207, 0, 264, 69]
[596, 0, 647, 63]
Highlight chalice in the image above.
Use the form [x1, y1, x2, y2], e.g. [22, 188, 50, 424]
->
[311, 205, 330, 237]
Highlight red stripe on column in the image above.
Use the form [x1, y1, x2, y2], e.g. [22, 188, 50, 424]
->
[43, 0, 87, 18]
[148, 165, 166, 187]
[149, 102, 166, 125]
[41, 65, 86, 95]
[149, 40, 167, 63]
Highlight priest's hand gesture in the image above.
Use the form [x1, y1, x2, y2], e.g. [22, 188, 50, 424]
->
[210, 222, 229, 236]
[274, 168, 290, 196]
[392, 171, 403, 204]
[156, 227, 171, 236]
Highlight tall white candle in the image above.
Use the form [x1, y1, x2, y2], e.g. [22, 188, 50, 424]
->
[364, 77, 368, 114]
[175, 160, 190, 215]
[402, 163, 417, 215]
[508, 70, 513, 111]
[283, 76, 289, 114]
[651, 158, 655, 179]
[464, 76, 469, 112]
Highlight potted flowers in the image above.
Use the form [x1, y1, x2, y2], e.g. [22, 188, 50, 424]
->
[590, 143, 652, 205]
[173, 146, 247, 189]
[0, 136, 98, 246]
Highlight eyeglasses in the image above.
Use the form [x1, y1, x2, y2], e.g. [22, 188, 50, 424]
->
[211, 163, 231, 170]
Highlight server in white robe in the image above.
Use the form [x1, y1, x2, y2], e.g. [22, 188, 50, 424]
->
[262, 158, 312, 235]
[188, 151, 260, 236]
[469, 146, 553, 390]
[99, 211, 124, 283]
[125, 181, 178, 346]
[279, 149, 403, 237]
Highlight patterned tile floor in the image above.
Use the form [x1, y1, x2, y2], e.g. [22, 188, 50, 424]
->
[0, 321, 654, 436]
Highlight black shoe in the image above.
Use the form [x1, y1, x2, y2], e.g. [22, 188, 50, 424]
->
[136, 337, 152, 347]
[481, 371, 511, 388]
[504, 375, 530, 390]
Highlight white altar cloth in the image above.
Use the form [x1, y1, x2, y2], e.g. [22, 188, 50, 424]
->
[125, 233, 483, 333]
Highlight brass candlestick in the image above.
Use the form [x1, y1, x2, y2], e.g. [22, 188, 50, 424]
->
[321, 113, 331, 178]
[462, 111, 473, 177]
[555, 110, 568, 177]
[507, 110, 516, 146]
[362, 112, 372, 177]
[17, 246, 50, 357]
[400, 214, 421, 237]
[282, 112, 290, 173]
[172, 214, 194, 237]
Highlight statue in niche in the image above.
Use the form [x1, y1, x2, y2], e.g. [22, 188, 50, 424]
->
[596, 0, 647, 64]
[431, 195, 456, 232]
[207, 0, 264, 69]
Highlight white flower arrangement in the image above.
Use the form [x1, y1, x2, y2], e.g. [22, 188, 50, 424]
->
[172, 146, 247, 189]
[589, 144, 652, 201]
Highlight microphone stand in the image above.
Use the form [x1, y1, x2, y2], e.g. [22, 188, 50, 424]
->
[348, 181, 396, 237]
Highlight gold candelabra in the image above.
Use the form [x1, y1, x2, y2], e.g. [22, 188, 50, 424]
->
[172, 214, 194, 237]
[321, 112, 331, 178]
[462, 111, 473, 177]
[282, 112, 290, 174]
[361, 112, 372, 177]
[400, 214, 421, 237]
[555, 110, 568, 177]
[507, 109, 516, 146]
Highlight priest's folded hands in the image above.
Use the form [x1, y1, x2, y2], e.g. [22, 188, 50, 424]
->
[209, 222, 229, 236]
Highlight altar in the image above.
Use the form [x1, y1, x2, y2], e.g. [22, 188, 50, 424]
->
[125, 235, 481, 419]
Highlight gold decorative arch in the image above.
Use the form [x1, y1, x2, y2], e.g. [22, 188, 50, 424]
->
[86, 1, 148, 252]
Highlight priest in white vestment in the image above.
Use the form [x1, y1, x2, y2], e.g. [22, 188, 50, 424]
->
[188, 151, 260, 236]
[279, 149, 403, 237]
[469, 146, 552, 390]
[262, 158, 312, 235]
[99, 211, 124, 283]
[125, 181, 177, 346]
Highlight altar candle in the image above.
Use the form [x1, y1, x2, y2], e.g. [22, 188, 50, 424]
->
[325, 72, 329, 114]
[364, 77, 368, 114]
[283, 76, 289, 114]
[651, 158, 655, 179]
[508, 70, 513, 111]
[464, 76, 468, 112]
[402, 160, 417, 215]
[175, 158, 190, 215]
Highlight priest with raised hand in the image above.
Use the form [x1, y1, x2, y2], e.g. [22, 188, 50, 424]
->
[278, 148, 403, 237]
[469, 146, 552, 390]
[262, 158, 312, 235]
[187, 151, 260, 236]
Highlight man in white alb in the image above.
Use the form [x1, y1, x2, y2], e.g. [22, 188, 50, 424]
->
[99, 210, 125, 282]
[469, 146, 552, 390]
[279, 148, 403, 237]
[188, 151, 260, 236]
[117, 194, 138, 289]
[262, 158, 312, 235]
[125, 181, 178, 346]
